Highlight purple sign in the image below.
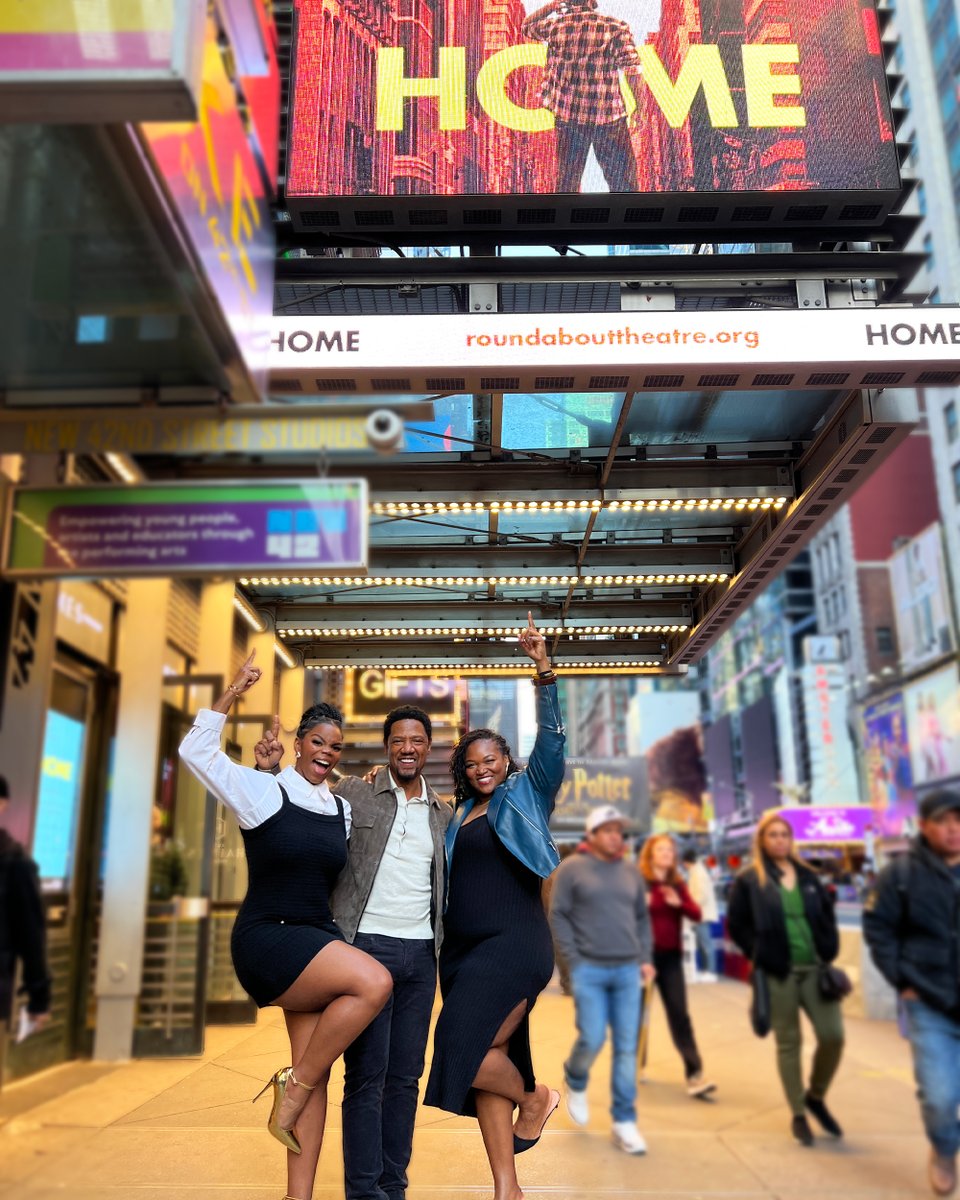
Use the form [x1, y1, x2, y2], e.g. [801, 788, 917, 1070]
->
[779, 805, 877, 843]
[7, 482, 367, 578]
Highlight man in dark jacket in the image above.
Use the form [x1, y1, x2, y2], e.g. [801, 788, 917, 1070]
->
[863, 789, 960, 1197]
[0, 776, 51, 1037]
[255, 707, 450, 1200]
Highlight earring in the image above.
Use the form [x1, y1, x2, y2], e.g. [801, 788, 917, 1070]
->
[296, 751, 301, 758]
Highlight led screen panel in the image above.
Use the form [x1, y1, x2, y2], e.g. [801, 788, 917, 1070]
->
[286, 0, 900, 225]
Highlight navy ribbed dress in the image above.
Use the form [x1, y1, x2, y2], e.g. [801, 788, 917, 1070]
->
[424, 814, 555, 1117]
[231, 786, 346, 1007]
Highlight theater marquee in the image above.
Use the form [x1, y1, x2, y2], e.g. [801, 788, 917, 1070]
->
[284, 0, 901, 233]
[268, 308, 960, 396]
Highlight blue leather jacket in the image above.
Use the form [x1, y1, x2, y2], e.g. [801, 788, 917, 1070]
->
[445, 682, 565, 880]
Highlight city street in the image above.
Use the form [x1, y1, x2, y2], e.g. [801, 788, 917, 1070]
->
[0, 977, 932, 1199]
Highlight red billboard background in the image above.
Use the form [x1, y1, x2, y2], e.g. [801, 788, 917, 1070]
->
[286, 0, 900, 201]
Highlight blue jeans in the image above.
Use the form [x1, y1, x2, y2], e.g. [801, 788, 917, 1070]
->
[903, 996, 960, 1159]
[564, 960, 641, 1123]
[694, 922, 715, 974]
[342, 934, 437, 1200]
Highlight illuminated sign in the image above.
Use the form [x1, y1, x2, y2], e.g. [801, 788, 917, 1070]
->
[890, 525, 956, 674]
[286, 0, 899, 220]
[802, 653, 858, 807]
[0, 0, 205, 122]
[4, 481, 368, 579]
[267, 308, 960, 394]
[777, 804, 876, 843]
[552, 757, 650, 831]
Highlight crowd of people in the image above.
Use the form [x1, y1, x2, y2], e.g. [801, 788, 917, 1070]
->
[167, 631, 959, 1200]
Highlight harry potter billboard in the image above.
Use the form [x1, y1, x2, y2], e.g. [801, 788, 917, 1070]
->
[285, 0, 901, 233]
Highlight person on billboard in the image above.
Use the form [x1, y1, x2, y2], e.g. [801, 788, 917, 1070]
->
[549, 805, 655, 1155]
[0, 776, 52, 1040]
[727, 811, 845, 1148]
[423, 614, 564, 1200]
[253, 704, 451, 1200]
[178, 654, 393, 1200]
[863, 789, 960, 1198]
[521, 0, 643, 194]
[638, 836, 717, 1098]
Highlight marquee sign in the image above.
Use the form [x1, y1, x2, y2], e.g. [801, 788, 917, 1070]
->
[267, 307, 960, 395]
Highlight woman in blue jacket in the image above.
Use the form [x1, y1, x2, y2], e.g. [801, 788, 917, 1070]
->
[424, 614, 565, 1200]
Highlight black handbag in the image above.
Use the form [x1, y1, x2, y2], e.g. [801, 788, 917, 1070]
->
[817, 962, 853, 1002]
[750, 965, 772, 1037]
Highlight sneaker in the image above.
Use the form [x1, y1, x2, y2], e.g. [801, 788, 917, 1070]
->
[687, 1073, 717, 1099]
[791, 1115, 814, 1147]
[612, 1119, 647, 1155]
[929, 1149, 958, 1197]
[564, 1085, 589, 1127]
[804, 1092, 842, 1138]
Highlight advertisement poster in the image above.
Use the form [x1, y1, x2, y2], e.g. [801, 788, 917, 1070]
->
[904, 665, 960, 787]
[33, 711, 85, 885]
[551, 756, 650, 833]
[287, 0, 899, 200]
[862, 692, 916, 836]
[890, 525, 955, 674]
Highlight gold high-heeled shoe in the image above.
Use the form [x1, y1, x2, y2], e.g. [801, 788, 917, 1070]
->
[253, 1066, 314, 1155]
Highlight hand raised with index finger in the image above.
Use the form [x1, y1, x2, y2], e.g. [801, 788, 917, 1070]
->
[518, 610, 550, 670]
[230, 649, 262, 695]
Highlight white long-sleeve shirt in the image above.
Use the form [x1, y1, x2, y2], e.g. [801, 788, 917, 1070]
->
[178, 707, 352, 835]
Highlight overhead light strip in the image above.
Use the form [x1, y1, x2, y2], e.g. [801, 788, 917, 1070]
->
[274, 640, 296, 668]
[306, 660, 664, 671]
[240, 573, 729, 588]
[279, 624, 687, 637]
[233, 590, 265, 633]
[371, 497, 788, 516]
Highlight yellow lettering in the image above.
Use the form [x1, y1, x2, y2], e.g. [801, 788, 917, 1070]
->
[376, 47, 467, 132]
[231, 154, 261, 293]
[359, 668, 385, 701]
[742, 44, 805, 127]
[639, 45, 737, 128]
[476, 45, 553, 132]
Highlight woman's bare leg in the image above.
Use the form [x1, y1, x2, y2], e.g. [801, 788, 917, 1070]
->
[471, 1001, 557, 1200]
[272, 942, 392, 1128]
[282, 1010, 328, 1200]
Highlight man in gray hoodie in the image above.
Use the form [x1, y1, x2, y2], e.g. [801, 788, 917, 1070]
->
[549, 805, 655, 1155]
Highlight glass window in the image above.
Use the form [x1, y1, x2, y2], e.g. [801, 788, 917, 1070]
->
[924, 233, 935, 269]
[953, 461, 960, 502]
[946, 401, 958, 443]
[876, 627, 894, 654]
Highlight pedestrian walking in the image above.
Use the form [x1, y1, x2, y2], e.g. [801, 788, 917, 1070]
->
[0, 776, 51, 1040]
[682, 848, 719, 980]
[179, 654, 392, 1200]
[639, 835, 716, 1098]
[424, 614, 565, 1200]
[549, 805, 655, 1155]
[863, 788, 960, 1197]
[254, 703, 451, 1200]
[727, 811, 845, 1147]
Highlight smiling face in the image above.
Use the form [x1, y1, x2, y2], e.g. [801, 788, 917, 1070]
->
[463, 738, 511, 799]
[294, 720, 343, 787]
[386, 718, 431, 785]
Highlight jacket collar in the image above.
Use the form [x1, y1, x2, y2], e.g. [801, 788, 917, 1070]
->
[912, 835, 960, 882]
[375, 765, 445, 809]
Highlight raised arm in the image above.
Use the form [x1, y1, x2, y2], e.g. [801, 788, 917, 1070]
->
[519, 612, 566, 813]
[178, 651, 280, 826]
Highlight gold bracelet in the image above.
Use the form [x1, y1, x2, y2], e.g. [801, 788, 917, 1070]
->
[227, 684, 242, 696]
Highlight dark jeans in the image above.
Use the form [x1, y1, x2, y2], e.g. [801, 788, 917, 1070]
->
[555, 117, 638, 193]
[652, 949, 703, 1079]
[343, 933, 437, 1200]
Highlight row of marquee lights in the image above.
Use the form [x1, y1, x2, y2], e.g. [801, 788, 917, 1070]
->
[306, 661, 665, 672]
[370, 497, 790, 516]
[278, 624, 688, 638]
[239, 573, 730, 588]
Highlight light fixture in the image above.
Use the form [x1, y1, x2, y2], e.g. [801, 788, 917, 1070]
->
[241, 573, 725, 589]
[279, 623, 688, 638]
[103, 452, 143, 484]
[274, 640, 296, 669]
[233, 590, 265, 633]
[306, 660, 664, 672]
[370, 495, 789, 516]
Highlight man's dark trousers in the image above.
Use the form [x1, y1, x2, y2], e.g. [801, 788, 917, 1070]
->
[556, 117, 638, 193]
[342, 933, 437, 1200]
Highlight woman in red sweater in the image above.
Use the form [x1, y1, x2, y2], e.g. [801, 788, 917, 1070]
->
[639, 835, 716, 1098]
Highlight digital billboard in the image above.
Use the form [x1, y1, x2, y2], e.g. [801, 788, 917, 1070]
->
[903, 664, 960, 788]
[286, 0, 901, 232]
[862, 692, 916, 837]
[890, 524, 956, 675]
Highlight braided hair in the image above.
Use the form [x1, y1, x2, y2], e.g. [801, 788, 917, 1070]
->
[449, 728, 520, 807]
[296, 702, 344, 739]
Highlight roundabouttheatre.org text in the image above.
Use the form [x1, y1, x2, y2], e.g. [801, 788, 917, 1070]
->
[463, 325, 761, 350]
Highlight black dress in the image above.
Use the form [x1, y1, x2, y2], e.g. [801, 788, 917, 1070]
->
[424, 814, 555, 1117]
[232, 785, 347, 1007]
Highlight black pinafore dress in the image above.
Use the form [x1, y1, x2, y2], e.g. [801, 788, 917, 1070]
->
[231, 785, 347, 1007]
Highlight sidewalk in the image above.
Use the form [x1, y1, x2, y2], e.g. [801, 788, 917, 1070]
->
[0, 978, 932, 1199]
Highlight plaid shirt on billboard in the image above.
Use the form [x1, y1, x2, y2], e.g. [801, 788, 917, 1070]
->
[521, 6, 641, 125]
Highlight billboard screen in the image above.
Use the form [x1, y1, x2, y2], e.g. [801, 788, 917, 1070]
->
[862, 692, 916, 837]
[890, 524, 956, 675]
[287, 0, 900, 217]
[903, 664, 960, 788]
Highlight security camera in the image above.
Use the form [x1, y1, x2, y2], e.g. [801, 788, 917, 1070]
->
[365, 408, 406, 455]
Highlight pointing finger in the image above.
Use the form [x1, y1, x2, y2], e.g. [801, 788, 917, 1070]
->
[272, 714, 280, 738]
[527, 610, 536, 630]
[244, 649, 257, 668]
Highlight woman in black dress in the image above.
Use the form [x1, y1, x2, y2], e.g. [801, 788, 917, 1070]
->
[179, 651, 392, 1200]
[424, 615, 565, 1200]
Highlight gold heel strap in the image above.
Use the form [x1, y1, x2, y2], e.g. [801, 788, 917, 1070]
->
[288, 1068, 316, 1092]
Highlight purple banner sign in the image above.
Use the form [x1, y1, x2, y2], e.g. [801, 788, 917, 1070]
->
[778, 805, 877, 843]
